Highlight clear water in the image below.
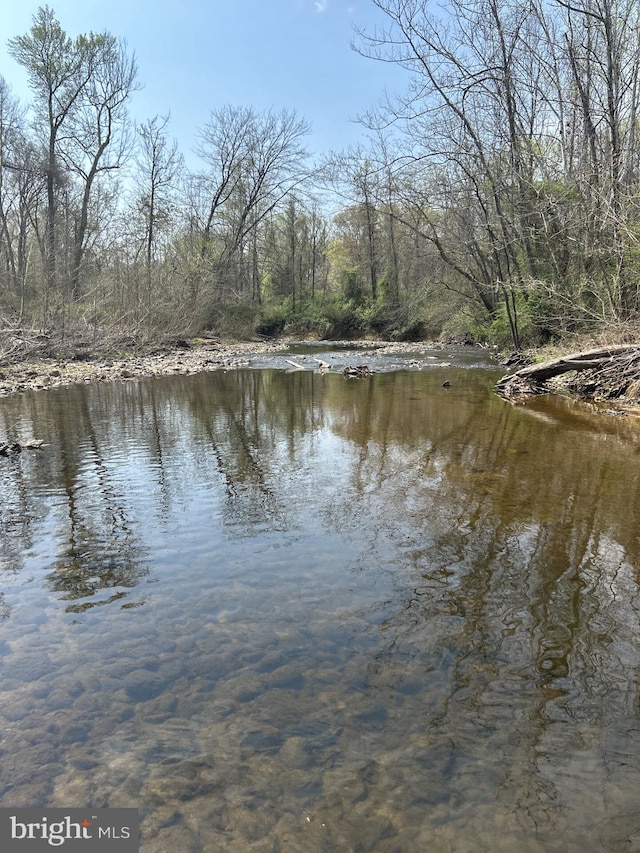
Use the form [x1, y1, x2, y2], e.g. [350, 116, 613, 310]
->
[1, 350, 640, 851]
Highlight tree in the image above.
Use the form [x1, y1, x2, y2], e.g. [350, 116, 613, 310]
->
[129, 114, 184, 328]
[136, 115, 183, 272]
[8, 6, 137, 314]
[191, 106, 311, 301]
[63, 33, 137, 298]
[556, 0, 640, 316]
[0, 76, 45, 317]
[0, 77, 24, 296]
[262, 195, 329, 313]
[323, 149, 383, 301]
[9, 7, 90, 310]
[354, 0, 542, 347]
[354, 0, 640, 345]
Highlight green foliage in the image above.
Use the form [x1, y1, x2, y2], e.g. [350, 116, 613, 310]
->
[341, 269, 367, 306]
[441, 288, 563, 350]
[257, 288, 443, 342]
[286, 296, 367, 339]
[441, 308, 491, 345]
[489, 293, 546, 350]
[256, 301, 290, 337]
[387, 321, 426, 341]
[205, 299, 260, 339]
[523, 286, 568, 341]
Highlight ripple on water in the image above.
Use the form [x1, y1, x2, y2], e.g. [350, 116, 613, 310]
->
[1, 361, 640, 850]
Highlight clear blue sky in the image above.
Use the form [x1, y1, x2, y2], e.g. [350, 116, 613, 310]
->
[0, 0, 407, 166]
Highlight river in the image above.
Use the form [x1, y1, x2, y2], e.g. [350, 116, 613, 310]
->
[1, 344, 639, 851]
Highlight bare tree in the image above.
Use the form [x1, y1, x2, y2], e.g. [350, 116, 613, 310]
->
[134, 114, 183, 325]
[136, 115, 182, 268]
[556, 0, 640, 316]
[354, 0, 542, 346]
[8, 7, 138, 319]
[191, 106, 311, 301]
[62, 34, 138, 298]
[353, 0, 640, 343]
[9, 7, 93, 312]
[0, 77, 45, 319]
[0, 78, 23, 295]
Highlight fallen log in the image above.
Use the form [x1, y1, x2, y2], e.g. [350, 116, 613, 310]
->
[0, 438, 44, 456]
[497, 344, 640, 397]
[22, 438, 44, 449]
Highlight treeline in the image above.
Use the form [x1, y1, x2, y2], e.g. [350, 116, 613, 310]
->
[1, 1, 640, 352]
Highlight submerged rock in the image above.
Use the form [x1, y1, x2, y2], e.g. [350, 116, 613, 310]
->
[123, 669, 165, 702]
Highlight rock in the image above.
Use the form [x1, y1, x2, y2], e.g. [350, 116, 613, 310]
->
[146, 822, 202, 853]
[240, 729, 285, 754]
[123, 669, 165, 702]
[277, 736, 311, 770]
[140, 805, 181, 836]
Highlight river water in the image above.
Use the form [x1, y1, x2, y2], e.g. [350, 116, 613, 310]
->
[1, 345, 640, 852]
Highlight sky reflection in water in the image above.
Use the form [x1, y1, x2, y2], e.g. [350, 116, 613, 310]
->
[1, 356, 640, 851]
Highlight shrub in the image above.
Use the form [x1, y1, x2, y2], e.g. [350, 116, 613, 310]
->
[205, 299, 260, 339]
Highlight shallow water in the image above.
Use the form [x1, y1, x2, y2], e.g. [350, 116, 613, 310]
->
[1, 348, 640, 851]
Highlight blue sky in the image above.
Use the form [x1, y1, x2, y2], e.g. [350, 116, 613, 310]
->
[0, 0, 408, 166]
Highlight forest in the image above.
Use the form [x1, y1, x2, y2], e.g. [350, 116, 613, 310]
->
[2, 0, 640, 354]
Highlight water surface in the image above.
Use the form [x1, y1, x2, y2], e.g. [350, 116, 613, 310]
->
[1, 348, 640, 851]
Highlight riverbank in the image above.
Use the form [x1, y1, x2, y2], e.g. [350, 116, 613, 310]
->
[0, 336, 452, 397]
[0, 338, 279, 397]
[4, 330, 640, 411]
[498, 343, 640, 412]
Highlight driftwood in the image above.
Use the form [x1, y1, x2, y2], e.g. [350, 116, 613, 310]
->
[0, 439, 44, 456]
[343, 364, 371, 378]
[310, 356, 330, 370]
[286, 357, 331, 372]
[497, 345, 640, 397]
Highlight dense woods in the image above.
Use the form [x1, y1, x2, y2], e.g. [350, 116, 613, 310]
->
[2, 1, 640, 353]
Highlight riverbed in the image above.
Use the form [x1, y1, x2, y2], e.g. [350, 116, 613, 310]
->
[1, 344, 639, 851]
[0, 338, 456, 397]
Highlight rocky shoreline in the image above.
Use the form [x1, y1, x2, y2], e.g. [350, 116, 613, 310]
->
[5, 335, 638, 414]
[0, 339, 281, 397]
[0, 338, 450, 398]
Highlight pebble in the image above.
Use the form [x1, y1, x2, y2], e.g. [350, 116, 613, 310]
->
[0, 339, 448, 398]
[0, 341, 284, 397]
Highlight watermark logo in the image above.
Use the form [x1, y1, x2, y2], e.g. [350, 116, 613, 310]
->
[0, 809, 138, 851]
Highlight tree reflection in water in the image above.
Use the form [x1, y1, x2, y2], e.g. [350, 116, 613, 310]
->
[0, 361, 639, 848]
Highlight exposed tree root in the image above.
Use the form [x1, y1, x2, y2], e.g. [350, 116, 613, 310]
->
[497, 344, 640, 404]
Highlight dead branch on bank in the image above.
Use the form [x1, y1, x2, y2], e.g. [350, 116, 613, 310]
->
[497, 345, 640, 400]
